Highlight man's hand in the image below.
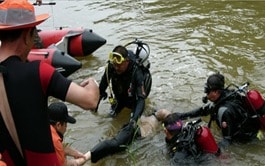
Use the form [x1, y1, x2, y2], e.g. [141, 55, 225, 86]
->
[80, 78, 99, 87]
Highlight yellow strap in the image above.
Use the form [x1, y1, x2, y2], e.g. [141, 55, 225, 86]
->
[106, 64, 114, 97]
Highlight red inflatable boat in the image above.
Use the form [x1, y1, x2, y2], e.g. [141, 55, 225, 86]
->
[28, 46, 82, 77]
[35, 28, 107, 57]
[28, 27, 106, 76]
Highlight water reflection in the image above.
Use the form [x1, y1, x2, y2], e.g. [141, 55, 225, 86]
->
[36, 0, 265, 165]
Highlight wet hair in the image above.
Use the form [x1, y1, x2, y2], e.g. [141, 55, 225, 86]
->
[206, 73, 225, 90]
[112, 45, 128, 58]
[163, 114, 183, 136]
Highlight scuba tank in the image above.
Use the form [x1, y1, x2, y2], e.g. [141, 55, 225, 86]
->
[246, 89, 265, 130]
[225, 82, 265, 130]
[124, 38, 151, 69]
[187, 119, 219, 155]
[124, 39, 152, 97]
[195, 126, 219, 155]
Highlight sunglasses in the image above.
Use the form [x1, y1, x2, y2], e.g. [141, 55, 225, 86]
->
[109, 52, 125, 64]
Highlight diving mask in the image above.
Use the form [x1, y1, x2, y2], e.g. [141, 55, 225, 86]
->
[109, 52, 125, 64]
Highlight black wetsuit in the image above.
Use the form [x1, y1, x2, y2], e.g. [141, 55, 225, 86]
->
[0, 56, 71, 166]
[90, 122, 137, 163]
[174, 90, 260, 146]
[99, 60, 146, 121]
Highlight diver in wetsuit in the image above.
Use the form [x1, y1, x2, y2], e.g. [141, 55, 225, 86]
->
[98, 45, 147, 122]
[163, 114, 220, 165]
[89, 42, 153, 163]
[173, 73, 260, 147]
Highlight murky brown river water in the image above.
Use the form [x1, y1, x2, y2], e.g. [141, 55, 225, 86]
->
[35, 0, 265, 165]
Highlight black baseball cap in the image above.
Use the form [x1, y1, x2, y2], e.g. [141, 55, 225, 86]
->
[48, 102, 76, 124]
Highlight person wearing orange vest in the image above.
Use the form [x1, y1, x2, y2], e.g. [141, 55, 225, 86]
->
[48, 102, 90, 166]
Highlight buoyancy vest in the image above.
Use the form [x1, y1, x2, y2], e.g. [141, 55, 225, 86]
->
[213, 91, 259, 140]
[166, 122, 201, 158]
